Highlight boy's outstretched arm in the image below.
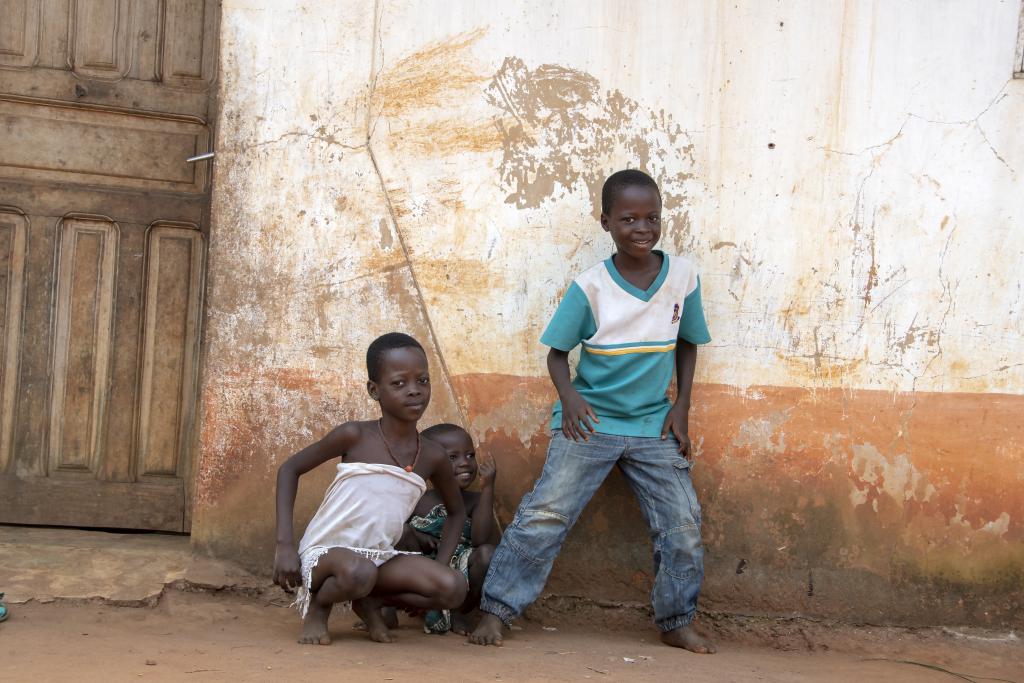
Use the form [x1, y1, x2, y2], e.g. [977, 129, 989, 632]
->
[273, 423, 360, 591]
[547, 348, 599, 441]
[428, 449, 467, 566]
[661, 340, 697, 457]
[470, 458, 497, 547]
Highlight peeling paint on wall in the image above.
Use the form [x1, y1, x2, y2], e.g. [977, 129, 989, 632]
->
[486, 56, 698, 224]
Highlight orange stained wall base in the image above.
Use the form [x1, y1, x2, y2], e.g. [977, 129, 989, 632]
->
[452, 374, 1024, 627]
[191, 369, 1023, 628]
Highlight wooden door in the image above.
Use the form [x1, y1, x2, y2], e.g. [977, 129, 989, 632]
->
[0, 0, 217, 532]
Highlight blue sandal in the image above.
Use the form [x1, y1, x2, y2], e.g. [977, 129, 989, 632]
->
[0, 592, 8, 622]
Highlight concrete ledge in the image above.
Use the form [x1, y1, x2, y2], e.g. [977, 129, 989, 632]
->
[0, 526, 264, 606]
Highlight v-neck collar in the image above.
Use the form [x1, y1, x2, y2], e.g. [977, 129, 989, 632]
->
[604, 250, 669, 302]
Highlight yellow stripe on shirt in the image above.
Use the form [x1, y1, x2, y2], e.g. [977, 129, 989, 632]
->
[584, 342, 677, 356]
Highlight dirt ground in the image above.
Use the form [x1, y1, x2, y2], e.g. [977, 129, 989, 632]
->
[1, 589, 1021, 683]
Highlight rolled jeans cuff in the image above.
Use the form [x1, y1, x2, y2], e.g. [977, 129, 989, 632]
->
[479, 598, 517, 627]
[656, 610, 695, 633]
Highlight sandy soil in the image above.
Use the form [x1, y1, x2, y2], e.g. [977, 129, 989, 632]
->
[1, 589, 1020, 682]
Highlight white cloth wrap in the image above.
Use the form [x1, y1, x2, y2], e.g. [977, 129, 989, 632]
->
[292, 462, 426, 617]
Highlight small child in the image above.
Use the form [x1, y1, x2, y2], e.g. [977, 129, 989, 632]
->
[273, 333, 469, 645]
[470, 169, 716, 653]
[399, 423, 497, 635]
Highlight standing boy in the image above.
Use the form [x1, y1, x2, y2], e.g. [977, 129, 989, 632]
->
[470, 170, 715, 653]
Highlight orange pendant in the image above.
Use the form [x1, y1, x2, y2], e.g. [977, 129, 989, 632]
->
[405, 466, 413, 472]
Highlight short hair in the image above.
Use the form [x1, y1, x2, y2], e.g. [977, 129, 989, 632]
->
[421, 423, 470, 443]
[366, 332, 425, 382]
[601, 169, 661, 215]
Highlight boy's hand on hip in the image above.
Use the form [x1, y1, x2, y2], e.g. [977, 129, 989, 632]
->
[661, 404, 692, 460]
[273, 542, 301, 593]
[561, 390, 599, 442]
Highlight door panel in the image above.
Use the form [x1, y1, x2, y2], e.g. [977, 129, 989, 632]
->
[0, 98, 210, 193]
[0, 209, 27, 473]
[69, 0, 132, 80]
[48, 216, 118, 475]
[136, 223, 203, 481]
[0, 0, 40, 69]
[0, 1, 216, 531]
[162, 0, 218, 88]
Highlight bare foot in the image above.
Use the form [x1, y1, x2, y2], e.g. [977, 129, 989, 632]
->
[353, 598, 394, 643]
[660, 625, 716, 654]
[451, 611, 473, 636]
[298, 602, 332, 645]
[468, 612, 504, 646]
[352, 606, 398, 632]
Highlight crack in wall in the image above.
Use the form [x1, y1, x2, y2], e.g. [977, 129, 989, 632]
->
[962, 362, 1024, 381]
[907, 80, 1015, 177]
[820, 116, 910, 158]
[822, 79, 1016, 176]
[241, 131, 367, 152]
[803, 78, 1012, 396]
[362, 0, 468, 429]
[893, 220, 960, 456]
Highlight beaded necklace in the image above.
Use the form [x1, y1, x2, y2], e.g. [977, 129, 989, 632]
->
[377, 419, 421, 473]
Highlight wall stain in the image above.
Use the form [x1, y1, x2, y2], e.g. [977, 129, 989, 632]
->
[485, 56, 699, 222]
[195, 367, 350, 508]
[393, 118, 502, 155]
[377, 217, 393, 249]
[387, 181, 467, 222]
[372, 29, 489, 120]
[414, 256, 514, 298]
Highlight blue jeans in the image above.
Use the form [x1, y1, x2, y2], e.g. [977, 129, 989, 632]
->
[480, 430, 704, 632]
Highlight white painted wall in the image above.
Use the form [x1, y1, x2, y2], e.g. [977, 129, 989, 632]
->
[212, 1, 1024, 396]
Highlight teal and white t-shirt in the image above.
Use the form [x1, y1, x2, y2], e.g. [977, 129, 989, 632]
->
[540, 251, 711, 437]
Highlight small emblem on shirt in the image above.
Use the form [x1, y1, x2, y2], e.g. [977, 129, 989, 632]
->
[671, 303, 680, 323]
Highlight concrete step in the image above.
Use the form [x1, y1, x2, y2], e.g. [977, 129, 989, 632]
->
[0, 525, 266, 606]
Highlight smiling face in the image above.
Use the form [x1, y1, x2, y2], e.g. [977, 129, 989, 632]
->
[432, 429, 477, 490]
[367, 346, 431, 422]
[600, 184, 662, 260]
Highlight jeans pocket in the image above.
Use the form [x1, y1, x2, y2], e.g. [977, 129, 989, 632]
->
[671, 462, 701, 527]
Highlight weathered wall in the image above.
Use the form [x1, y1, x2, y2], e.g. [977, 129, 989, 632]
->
[195, 1, 1024, 627]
